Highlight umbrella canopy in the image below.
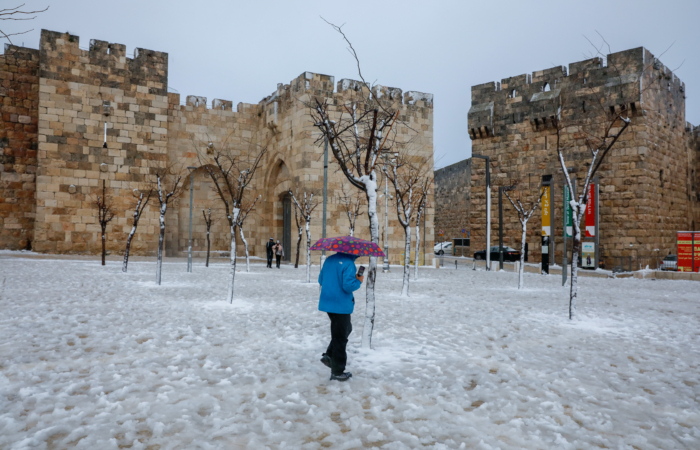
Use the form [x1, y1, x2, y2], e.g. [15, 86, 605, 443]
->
[310, 236, 385, 258]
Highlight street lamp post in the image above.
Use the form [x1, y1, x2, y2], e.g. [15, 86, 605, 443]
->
[472, 155, 491, 270]
[380, 151, 397, 272]
[383, 161, 390, 272]
[321, 137, 328, 266]
[187, 166, 197, 272]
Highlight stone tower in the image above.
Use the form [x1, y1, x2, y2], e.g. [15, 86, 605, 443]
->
[467, 47, 699, 266]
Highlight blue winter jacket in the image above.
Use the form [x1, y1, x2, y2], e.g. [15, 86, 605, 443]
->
[318, 253, 362, 314]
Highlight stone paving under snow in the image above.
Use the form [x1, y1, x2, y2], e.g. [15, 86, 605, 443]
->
[0, 254, 699, 449]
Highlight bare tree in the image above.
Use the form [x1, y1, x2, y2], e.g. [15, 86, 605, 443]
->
[338, 183, 365, 236]
[309, 21, 408, 348]
[293, 200, 303, 268]
[95, 180, 116, 266]
[290, 190, 319, 283]
[0, 3, 48, 45]
[383, 153, 430, 297]
[152, 165, 184, 285]
[202, 208, 213, 267]
[199, 138, 267, 303]
[122, 188, 153, 273]
[504, 185, 543, 289]
[413, 179, 430, 281]
[550, 38, 677, 319]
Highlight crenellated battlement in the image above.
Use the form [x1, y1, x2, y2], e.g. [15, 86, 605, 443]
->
[38, 30, 168, 96]
[468, 47, 685, 139]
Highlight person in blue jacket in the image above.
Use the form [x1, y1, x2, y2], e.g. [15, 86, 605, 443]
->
[318, 252, 363, 381]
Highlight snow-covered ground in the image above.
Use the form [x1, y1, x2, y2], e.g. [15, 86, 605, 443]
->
[1, 255, 699, 449]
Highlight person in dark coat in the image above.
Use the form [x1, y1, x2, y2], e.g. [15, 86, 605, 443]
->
[273, 240, 284, 268]
[266, 238, 275, 268]
[318, 252, 363, 381]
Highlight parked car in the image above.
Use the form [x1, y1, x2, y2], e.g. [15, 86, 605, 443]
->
[660, 254, 677, 271]
[474, 246, 521, 262]
[434, 241, 452, 255]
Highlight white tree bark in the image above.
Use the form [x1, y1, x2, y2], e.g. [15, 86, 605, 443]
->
[156, 202, 166, 285]
[361, 174, 378, 349]
[305, 216, 311, 283]
[123, 193, 144, 273]
[227, 207, 240, 303]
[239, 226, 250, 273]
[401, 224, 411, 297]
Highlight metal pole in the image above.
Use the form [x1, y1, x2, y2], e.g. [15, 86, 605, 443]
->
[321, 137, 328, 264]
[422, 204, 426, 266]
[383, 162, 390, 272]
[187, 167, 195, 273]
[563, 183, 568, 286]
[594, 177, 600, 270]
[499, 186, 504, 271]
[472, 155, 491, 270]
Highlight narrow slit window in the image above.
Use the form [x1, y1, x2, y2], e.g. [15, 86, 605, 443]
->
[103, 122, 108, 148]
[582, 101, 586, 112]
[107, 45, 111, 55]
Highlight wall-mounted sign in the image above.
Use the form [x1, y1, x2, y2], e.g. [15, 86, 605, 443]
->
[677, 231, 700, 272]
[541, 185, 551, 236]
[585, 183, 596, 238]
[582, 242, 595, 269]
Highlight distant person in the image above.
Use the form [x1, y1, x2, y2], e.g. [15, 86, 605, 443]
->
[273, 240, 284, 268]
[266, 238, 275, 268]
[318, 252, 363, 381]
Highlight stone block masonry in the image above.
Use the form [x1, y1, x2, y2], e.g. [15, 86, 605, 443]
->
[434, 159, 471, 245]
[0, 30, 435, 265]
[467, 47, 700, 266]
[0, 45, 40, 250]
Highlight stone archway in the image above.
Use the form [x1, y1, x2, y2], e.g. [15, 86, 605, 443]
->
[266, 158, 295, 261]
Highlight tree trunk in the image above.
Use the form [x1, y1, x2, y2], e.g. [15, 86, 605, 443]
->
[227, 208, 239, 303]
[569, 209, 583, 320]
[206, 226, 211, 267]
[239, 226, 250, 272]
[123, 195, 144, 273]
[123, 225, 135, 272]
[414, 210, 422, 281]
[156, 203, 166, 285]
[401, 224, 411, 297]
[101, 225, 106, 266]
[295, 226, 302, 268]
[518, 222, 527, 289]
[349, 223, 354, 237]
[362, 175, 379, 349]
[305, 218, 311, 283]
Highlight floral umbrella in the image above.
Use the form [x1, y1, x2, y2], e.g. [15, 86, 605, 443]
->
[310, 236, 385, 257]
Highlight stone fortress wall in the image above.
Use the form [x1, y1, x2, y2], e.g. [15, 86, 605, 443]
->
[0, 30, 435, 265]
[434, 159, 471, 244]
[466, 47, 700, 265]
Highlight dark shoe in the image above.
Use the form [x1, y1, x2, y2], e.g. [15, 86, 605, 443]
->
[330, 372, 352, 382]
[320, 355, 331, 368]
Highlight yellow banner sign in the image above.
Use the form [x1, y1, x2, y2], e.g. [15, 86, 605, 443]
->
[541, 185, 551, 236]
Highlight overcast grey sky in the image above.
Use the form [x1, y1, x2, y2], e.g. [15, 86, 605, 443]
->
[14, 0, 700, 169]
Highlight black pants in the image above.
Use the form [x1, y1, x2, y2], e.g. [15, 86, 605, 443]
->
[325, 313, 352, 375]
[267, 253, 273, 268]
[276, 255, 281, 268]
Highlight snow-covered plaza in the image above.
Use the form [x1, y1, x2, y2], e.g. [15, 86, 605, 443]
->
[1, 253, 699, 449]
